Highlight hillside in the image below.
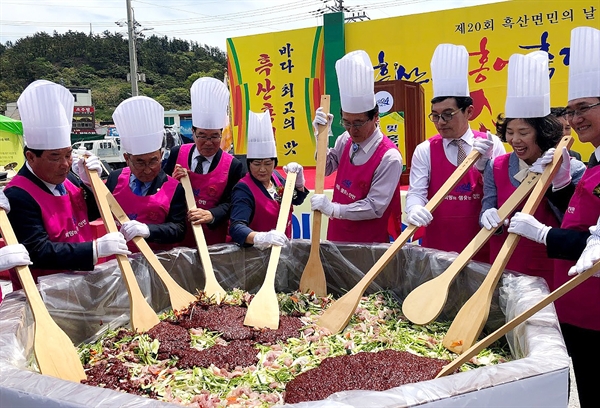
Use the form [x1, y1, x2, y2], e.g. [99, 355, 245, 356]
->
[0, 31, 227, 121]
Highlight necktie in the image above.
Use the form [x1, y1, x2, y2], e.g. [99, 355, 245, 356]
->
[588, 152, 598, 169]
[452, 139, 467, 165]
[132, 179, 144, 196]
[55, 183, 66, 196]
[195, 156, 206, 174]
[350, 143, 359, 164]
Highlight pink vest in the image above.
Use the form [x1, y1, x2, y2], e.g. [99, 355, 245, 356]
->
[239, 173, 292, 237]
[328, 135, 402, 243]
[490, 153, 559, 286]
[423, 132, 489, 263]
[553, 165, 600, 330]
[113, 168, 179, 252]
[6, 175, 94, 290]
[176, 144, 232, 246]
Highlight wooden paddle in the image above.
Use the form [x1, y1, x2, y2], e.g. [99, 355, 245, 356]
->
[299, 94, 330, 297]
[85, 166, 160, 332]
[180, 174, 226, 304]
[442, 136, 573, 354]
[437, 258, 600, 378]
[244, 172, 298, 329]
[402, 171, 540, 325]
[98, 185, 197, 312]
[0, 209, 86, 382]
[317, 148, 484, 334]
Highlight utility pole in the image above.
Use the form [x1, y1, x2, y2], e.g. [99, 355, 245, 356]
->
[126, 0, 139, 96]
[311, 0, 370, 22]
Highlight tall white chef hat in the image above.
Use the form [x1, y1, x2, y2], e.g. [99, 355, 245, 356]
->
[568, 26, 600, 101]
[247, 111, 276, 159]
[431, 44, 470, 98]
[17, 80, 74, 150]
[113, 96, 165, 155]
[191, 77, 230, 129]
[504, 51, 550, 118]
[336, 50, 376, 114]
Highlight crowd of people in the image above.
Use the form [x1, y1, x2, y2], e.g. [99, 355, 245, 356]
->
[0, 25, 598, 408]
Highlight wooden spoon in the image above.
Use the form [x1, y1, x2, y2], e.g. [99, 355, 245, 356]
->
[180, 174, 227, 304]
[0, 209, 86, 382]
[85, 166, 160, 332]
[317, 149, 483, 334]
[402, 171, 540, 325]
[437, 258, 600, 378]
[244, 172, 298, 329]
[299, 94, 330, 297]
[442, 136, 573, 354]
[99, 185, 197, 312]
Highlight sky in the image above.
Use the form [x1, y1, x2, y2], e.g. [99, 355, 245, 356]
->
[0, 0, 507, 51]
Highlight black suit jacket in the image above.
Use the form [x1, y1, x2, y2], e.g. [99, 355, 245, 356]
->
[4, 166, 99, 271]
[163, 146, 245, 229]
[105, 168, 187, 244]
[545, 159, 599, 260]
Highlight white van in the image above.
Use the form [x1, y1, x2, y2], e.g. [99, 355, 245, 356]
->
[72, 138, 126, 170]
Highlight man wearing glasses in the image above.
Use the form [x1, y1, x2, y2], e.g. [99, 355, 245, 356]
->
[311, 50, 403, 243]
[405, 44, 505, 262]
[101, 96, 187, 252]
[164, 77, 244, 246]
[507, 27, 600, 408]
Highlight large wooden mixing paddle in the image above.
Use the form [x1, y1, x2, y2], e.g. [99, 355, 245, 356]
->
[437, 258, 600, 378]
[317, 148, 484, 334]
[402, 171, 540, 325]
[0, 209, 86, 382]
[180, 174, 226, 304]
[299, 94, 330, 297]
[85, 166, 160, 332]
[244, 172, 297, 329]
[442, 136, 573, 354]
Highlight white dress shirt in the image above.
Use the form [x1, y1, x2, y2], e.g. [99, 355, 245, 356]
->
[191, 148, 215, 174]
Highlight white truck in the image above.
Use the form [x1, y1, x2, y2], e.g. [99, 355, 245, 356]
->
[72, 138, 126, 170]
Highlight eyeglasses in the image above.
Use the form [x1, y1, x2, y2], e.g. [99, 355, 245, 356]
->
[428, 108, 462, 123]
[564, 102, 600, 120]
[340, 119, 371, 130]
[130, 158, 161, 170]
[196, 135, 222, 142]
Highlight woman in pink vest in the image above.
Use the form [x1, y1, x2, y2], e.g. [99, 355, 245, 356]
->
[229, 111, 308, 248]
[480, 114, 584, 287]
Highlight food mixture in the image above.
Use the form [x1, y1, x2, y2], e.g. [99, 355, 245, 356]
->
[79, 290, 510, 407]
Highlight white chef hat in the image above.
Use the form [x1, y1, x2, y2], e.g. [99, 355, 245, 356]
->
[247, 111, 276, 159]
[336, 50, 376, 114]
[113, 96, 165, 155]
[568, 26, 600, 101]
[17, 80, 74, 150]
[504, 51, 550, 118]
[431, 44, 470, 98]
[191, 77, 230, 129]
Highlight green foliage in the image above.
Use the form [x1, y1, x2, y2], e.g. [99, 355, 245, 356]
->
[0, 32, 227, 121]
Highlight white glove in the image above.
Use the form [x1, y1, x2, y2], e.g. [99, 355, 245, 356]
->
[253, 230, 289, 249]
[283, 162, 305, 189]
[474, 131, 495, 171]
[481, 208, 508, 230]
[312, 107, 334, 136]
[406, 205, 433, 227]
[310, 194, 338, 218]
[552, 147, 571, 190]
[120, 220, 150, 241]
[568, 228, 600, 277]
[0, 189, 10, 212]
[507, 212, 551, 245]
[96, 232, 131, 258]
[73, 153, 103, 186]
[0, 244, 31, 270]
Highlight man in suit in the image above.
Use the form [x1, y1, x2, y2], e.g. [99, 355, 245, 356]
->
[508, 27, 600, 408]
[4, 80, 129, 291]
[77, 96, 186, 252]
[163, 77, 244, 246]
